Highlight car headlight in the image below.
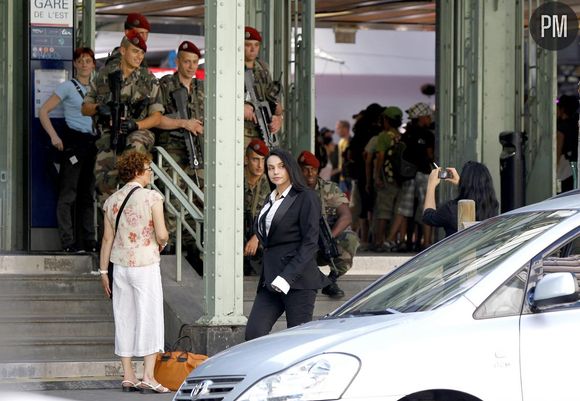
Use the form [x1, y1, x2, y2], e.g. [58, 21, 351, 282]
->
[237, 353, 360, 401]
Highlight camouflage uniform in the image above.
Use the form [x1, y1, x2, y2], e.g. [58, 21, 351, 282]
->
[244, 59, 280, 148]
[243, 173, 271, 275]
[85, 61, 164, 206]
[156, 72, 205, 244]
[314, 177, 360, 276]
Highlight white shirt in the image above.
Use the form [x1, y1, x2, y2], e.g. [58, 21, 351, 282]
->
[258, 184, 293, 237]
[257, 184, 293, 294]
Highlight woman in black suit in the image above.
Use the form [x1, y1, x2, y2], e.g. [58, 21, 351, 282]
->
[245, 148, 330, 340]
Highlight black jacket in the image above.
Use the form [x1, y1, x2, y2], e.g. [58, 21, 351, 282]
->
[255, 187, 329, 291]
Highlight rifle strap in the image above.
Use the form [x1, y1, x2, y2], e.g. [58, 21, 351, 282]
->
[70, 78, 86, 99]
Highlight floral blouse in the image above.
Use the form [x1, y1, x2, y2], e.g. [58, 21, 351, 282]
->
[103, 182, 164, 267]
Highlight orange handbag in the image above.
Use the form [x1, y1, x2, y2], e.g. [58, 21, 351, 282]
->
[154, 336, 208, 391]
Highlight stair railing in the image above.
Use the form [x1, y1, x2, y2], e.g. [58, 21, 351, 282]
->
[150, 146, 204, 282]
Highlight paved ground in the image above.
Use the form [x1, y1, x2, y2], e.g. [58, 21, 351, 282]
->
[29, 389, 174, 400]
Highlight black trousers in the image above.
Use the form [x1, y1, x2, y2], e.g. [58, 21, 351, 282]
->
[56, 128, 97, 248]
[245, 286, 317, 341]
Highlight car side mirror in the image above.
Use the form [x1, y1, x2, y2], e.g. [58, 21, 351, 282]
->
[534, 272, 579, 308]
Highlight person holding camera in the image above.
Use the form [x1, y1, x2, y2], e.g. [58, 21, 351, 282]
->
[423, 161, 499, 237]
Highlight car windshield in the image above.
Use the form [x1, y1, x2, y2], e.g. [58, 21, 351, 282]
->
[333, 210, 575, 316]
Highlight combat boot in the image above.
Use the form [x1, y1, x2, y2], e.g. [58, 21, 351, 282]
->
[322, 271, 345, 298]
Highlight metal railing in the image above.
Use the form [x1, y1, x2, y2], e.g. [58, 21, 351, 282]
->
[150, 146, 204, 282]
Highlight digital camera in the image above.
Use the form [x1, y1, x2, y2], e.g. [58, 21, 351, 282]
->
[438, 169, 453, 180]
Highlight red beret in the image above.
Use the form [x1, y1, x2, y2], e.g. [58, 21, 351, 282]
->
[244, 26, 262, 42]
[125, 29, 147, 52]
[125, 13, 151, 32]
[297, 150, 320, 169]
[178, 41, 201, 58]
[247, 139, 269, 157]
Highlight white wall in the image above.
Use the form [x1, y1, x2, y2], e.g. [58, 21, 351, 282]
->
[313, 28, 436, 131]
[315, 74, 435, 131]
[314, 28, 435, 76]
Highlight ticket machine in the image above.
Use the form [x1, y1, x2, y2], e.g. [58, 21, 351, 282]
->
[29, 0, 75, 249]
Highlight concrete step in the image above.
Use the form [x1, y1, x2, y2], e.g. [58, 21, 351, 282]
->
[0, 360, 144, 381]
[0, 295, 112, 315]
[0, 274, 102, 295]
[0, 315, 114, 338]
[0, 254, 96, 275]
[0, 337, 116, 363]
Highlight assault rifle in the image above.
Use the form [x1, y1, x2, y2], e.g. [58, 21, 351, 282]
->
[244, 69, 279, 149]
[108, 70, 125, 154]
[318, 216, 340, 275]
[171, 87, 202, 173]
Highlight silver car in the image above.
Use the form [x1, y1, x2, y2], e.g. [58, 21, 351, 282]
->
[175, 191, 580, 401]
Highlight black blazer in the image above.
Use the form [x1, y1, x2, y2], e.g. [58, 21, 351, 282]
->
[255, 187, 330, 291]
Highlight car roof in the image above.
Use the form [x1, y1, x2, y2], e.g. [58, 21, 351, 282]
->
[504, 189, 580, 214]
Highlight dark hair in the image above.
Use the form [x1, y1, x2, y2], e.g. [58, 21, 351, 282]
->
[558, 95, 579, 117]
[117, 150, 152, 183]
[384, 115, 402, 129]
[456, 161, 499, 221]
[73, 47, 95, 64]
[266, 148, 308, 191]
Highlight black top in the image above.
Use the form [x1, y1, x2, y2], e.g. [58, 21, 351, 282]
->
[558, 117, 578, 162]
[422, 200, 458, 237]
[403, 124, 435, 174]
[255, 188, 329, 291]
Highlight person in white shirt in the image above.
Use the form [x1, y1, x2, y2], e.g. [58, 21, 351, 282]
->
[245, 148, 329, 340]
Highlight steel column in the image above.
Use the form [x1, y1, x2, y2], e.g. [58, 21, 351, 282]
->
[524, 0, 556, 202]
[198, 0, 246, 325]
[438, 0, 526, 205]
[80, 0, 95, 49]
[0, 0, 25, 251]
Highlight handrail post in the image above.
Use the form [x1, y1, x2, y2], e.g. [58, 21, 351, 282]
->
[176, 208, 182, 282]
[457, 199, 476, 231]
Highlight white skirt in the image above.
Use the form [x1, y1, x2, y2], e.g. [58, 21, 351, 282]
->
[112, 263, 164, 357]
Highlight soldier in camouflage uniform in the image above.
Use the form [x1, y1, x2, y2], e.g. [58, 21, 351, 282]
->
[298, 151, 360, 298]
[243, 139, 271, 275]
[156, 41, 204, 184]
[244, 26, 283, 149]
[82, 30, 163, 207]
[155, 41, 205, 253]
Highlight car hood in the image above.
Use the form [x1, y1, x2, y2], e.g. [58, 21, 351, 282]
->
[192, 313, 417, 378]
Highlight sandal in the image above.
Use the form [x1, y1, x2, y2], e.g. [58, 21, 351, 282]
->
[121, 380, 141, 392]
[139, 381, 171, 394]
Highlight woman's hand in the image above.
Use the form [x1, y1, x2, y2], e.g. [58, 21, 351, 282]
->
[428, 168, 441, 187]
[244, 235, 260, 256]
[447, 167, 460, 185]
[51, 135, 64, 151]
[100, 274, 112, 299]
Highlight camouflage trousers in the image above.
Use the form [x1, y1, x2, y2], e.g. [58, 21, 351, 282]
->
[156, 132, 204, 247]
[94, 129, 155, 206]
[317, 229, 360, 276]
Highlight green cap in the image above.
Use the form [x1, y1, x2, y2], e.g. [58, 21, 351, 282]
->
[382, 106, 403, 120]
